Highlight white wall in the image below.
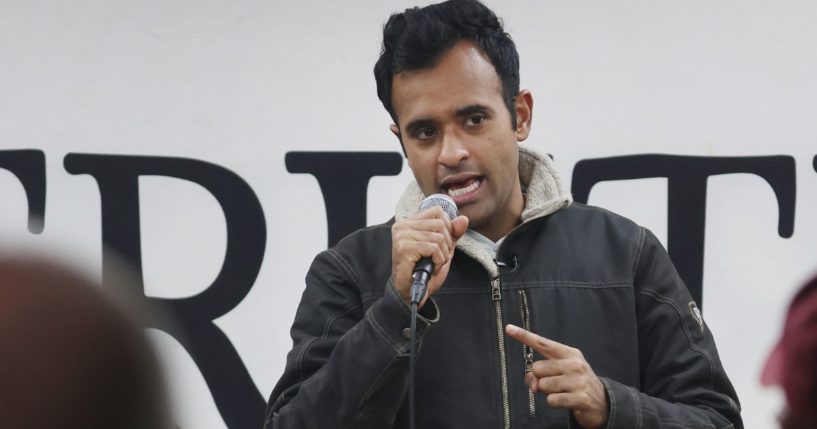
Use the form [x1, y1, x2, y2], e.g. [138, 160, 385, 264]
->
[2, 1, 816, 427]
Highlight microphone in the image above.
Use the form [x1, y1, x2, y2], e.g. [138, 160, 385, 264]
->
[410, 193, 458, 304]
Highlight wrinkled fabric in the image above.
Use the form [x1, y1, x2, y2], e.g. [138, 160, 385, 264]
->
[265, 148, 742, 429]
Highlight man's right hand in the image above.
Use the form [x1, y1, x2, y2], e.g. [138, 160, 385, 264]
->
[391, 207, 469, 306]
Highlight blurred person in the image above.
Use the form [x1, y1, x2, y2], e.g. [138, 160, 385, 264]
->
[0, 256, 174, 429]
[762, 275, 817, 429]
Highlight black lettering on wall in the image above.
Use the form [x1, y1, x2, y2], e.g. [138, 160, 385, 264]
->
[572, 155, 796, 310]
[286, 152, 403, 247]
[0, 150, 46, 233]
[64, 154, 266, 429]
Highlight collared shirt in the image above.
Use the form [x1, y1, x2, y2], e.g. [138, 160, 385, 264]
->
[464, 229, 505, 260]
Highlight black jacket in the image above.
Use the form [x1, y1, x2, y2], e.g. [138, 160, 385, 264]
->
[265, 149, 742, 429]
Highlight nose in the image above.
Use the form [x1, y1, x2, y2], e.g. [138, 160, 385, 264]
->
[437, 130, 469, 168]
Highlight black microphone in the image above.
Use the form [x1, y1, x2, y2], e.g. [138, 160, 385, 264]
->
[409, 193, 458, 304]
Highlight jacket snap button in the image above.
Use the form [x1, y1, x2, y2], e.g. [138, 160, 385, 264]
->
[402, 328, 412, 340]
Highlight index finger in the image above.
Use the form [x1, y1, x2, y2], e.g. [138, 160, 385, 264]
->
[414, 206, 452, 228]
[505, 324, 575, 359]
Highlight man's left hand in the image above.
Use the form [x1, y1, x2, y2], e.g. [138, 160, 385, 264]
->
[505, 324, 609, 429]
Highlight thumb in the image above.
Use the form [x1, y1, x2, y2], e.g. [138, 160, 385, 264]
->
[451, 215, 469, 240]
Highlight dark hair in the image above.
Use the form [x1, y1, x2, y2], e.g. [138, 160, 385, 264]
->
[374, 0, 520, 128]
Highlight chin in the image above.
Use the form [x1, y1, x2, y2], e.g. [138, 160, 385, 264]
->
[459, 208, 487, 229]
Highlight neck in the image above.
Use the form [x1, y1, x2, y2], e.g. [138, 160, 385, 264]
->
[474, 184, 525, 242]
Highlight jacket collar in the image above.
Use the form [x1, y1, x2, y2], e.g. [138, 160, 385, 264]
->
[394, 146, 573, 277]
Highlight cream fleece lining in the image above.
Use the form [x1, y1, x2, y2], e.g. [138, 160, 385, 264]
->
[393, 146, 573, 277]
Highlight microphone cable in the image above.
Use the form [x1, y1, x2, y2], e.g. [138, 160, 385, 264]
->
[408, 259, 432, 429]
[409, 299, 419, 429]
[406, 193, 457, 429]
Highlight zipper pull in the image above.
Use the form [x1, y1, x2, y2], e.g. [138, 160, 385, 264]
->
[491, 278, 502, 301]
[524, 352, 534, 372]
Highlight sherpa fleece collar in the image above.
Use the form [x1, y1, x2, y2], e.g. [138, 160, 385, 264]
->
[393, 146, 573, 277]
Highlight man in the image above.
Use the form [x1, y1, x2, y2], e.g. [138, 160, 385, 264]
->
[265, 1, 742, 428]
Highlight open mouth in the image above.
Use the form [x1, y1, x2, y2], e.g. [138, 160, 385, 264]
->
[444, 177, 482, 198]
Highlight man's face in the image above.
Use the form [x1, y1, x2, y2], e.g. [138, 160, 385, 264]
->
[390, 40, 531, 240]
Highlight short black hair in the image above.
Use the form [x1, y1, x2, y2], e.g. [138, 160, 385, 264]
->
[374, 0, 520, 128]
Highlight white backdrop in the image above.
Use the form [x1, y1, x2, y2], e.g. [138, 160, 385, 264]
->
[2, 1, 816, 427]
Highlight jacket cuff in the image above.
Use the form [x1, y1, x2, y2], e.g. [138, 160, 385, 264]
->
[599, 377, 642, 429]
[364, 278, 440, 354]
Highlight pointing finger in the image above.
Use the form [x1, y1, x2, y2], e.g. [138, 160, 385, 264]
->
[505, 324, 575, 360]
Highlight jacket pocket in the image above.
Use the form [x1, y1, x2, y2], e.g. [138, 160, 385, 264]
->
[518, 289, 536, 417]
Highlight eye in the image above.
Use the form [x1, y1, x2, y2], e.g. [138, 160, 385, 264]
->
[465, 113, 486, 126]
[414, 127, 436, 140]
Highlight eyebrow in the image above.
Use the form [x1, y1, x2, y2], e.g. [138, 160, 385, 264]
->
[454, 104, 492, 117]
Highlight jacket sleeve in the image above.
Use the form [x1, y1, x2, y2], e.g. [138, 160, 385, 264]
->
[263, 248, 439, 429]
[600, 227, 743, 429]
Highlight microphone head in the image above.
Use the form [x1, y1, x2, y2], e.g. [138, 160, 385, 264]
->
[419, 193, 458, 220]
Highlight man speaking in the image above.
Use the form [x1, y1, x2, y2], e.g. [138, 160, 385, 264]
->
[265, 1, 742, 427]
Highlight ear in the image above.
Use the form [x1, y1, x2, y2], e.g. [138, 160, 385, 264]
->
[514, 90, 533, 142]
[390, 124, 408, 157]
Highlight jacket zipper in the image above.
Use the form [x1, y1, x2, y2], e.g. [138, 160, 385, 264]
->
[491, 277, 511, 429]
[491, 200, 568, 428]
[518, 289, 535, 416]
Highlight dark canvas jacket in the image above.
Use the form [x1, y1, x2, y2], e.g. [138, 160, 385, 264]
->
[265, 147, 742, 429]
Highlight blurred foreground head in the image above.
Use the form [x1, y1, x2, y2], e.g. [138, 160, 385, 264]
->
[762, 275, 817, 429]
[0, 257, 173, 429]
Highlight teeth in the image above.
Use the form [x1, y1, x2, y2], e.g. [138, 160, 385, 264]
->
[447, 179, 480, 197]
